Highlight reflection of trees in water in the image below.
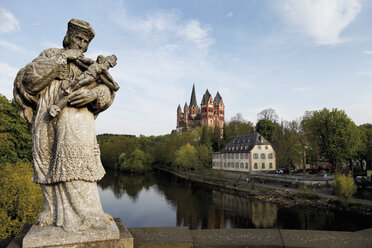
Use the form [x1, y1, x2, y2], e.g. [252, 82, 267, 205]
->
[98, 170, 155, 200]
[98, 169, 372, 231]
[212, 191, 278, 228]
[250, 200, 277, 228]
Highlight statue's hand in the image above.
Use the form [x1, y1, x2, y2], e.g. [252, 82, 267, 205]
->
[62, 49, 83, 61]
[69, 88, 98, 108]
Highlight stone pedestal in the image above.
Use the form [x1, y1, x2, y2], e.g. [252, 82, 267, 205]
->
[7, 218, 133, 248]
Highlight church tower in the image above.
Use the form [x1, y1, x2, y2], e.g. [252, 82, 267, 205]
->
[200, 89, 214, 128]
[189, 84, 199, 118]
[213, 91, 225, 129]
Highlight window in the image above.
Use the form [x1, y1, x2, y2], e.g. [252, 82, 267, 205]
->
[240, 146, 243, 150]
[269, 163, 273, 169]
[245, 145, 248, 149]
[240, 163, 244, 168]
[265, 145, 268, 150]
[245, 153, 249, 159]
[232, 147, 235, 151]
[224, 154, 226, 159]
[253, 153, 258, 159]
[254, 163, 258, 169]
[268, 153, 273, 159]
[235, 153, 239, 159]
[228, 162, 230, 168]
[236, 162, 239, 168]
[257, 145, 261, 150]
[240, 153, 243, 159]
[245, 163, 249, 169]
[261, 154, 266, 159]
[224, 162, 226, 167]
[262, 163, 265, 169]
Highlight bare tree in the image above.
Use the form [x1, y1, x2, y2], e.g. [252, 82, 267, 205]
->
[257, 108, 279, 123]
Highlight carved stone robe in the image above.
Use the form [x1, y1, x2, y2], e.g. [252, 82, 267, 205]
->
[14, 48, 115, 232]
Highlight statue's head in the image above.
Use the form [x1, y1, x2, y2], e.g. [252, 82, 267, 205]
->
[63, 19, 95, 52]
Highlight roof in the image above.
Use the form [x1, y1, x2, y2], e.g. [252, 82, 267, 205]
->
[221, 133, 271, 153]
[214, 91, 222, 104]
[189, 84, 198, 107]
[202, 89, 211, 104]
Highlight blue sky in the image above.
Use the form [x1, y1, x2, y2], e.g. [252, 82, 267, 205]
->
[1, 0, 372, 136]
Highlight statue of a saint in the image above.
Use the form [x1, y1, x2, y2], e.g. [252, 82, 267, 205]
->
[13, 19, 118, 234]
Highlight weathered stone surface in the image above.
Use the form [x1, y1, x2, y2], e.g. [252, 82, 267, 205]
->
[129, 226, 193, 248]
[12, 18, 120, 245]
[22, 216, 119, 248]
[280, 229, 372, 248]
[8, 218, 132, 248]
[191, 228, 283, 248]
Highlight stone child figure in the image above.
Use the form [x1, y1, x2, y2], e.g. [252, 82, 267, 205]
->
[49, 54, 119, 118]
[13, 19, 118, 234]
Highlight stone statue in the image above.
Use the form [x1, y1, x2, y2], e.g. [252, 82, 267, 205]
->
[13, 19, 120, 245]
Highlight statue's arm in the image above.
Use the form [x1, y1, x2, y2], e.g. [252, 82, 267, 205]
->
[90, 84, 115, 114]
[21, 49, 68, 95]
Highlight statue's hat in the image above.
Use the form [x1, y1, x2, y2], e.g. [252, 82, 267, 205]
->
[67, 19, 95, 41]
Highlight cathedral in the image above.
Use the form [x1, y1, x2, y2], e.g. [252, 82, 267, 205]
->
[176, 85, 225, 132]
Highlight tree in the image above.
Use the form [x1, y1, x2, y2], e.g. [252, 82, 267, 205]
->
[223, 113, 254, 145]
[302, 108, 364, 170]
[0, 95, 32, 164]
[255, 119, 277, 142]
[211, 126, 222, 152]
[276, 121, 303, 172]
[257, 108, 279, 123]
[0, 162, 43, 239]
[173, 143, 198, 170]
[196, 144, 212, 168]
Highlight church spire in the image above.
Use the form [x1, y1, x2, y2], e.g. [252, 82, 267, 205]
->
[189, 84, 197, 107]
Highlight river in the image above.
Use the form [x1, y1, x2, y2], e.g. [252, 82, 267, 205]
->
[97, 169, 372, 231]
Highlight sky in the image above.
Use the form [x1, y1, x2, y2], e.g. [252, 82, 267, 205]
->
[1, 0, 372, 136]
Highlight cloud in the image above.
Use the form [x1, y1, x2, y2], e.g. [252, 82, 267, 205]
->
[0, 62, 18, 99]
[113, 10, 215, 49]
[278, 0, 362, 45]
[226, 12, 234, 18]
[0, 39, 21, 51]
[0, 8, 20, 33]
[363, 50, 372, 55]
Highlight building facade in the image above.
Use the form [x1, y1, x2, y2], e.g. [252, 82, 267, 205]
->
[177, 85, 225, 132]
[212, 133, 276, 172]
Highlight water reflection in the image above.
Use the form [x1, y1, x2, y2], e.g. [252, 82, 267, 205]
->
[98, 169, 372, 231]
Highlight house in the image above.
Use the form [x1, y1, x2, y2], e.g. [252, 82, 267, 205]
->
[177, 84, 225, 132]
[212, 133, 276, 172]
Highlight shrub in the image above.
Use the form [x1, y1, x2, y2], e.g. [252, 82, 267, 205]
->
[333, 174, 357, 201]
[0, 162, 43, 239]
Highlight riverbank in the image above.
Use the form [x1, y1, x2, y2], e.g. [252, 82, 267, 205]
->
[153, 165, 372, 216]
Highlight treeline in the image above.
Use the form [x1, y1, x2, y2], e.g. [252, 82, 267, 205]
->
[256, 108, 372, 172]
[0, 94, 42, 240]
[98, 108, 372, 174]
[97, 115, 256, 172]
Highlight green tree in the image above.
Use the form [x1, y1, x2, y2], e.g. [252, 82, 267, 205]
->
[211, 126, 222, 152]
[196, 144, 212, 168]
[255, 119, 277, 142]
[0, 161, 43, 239]
[302, 108, 364, 170]
[0, 94, 32, 164]
[120, 148, 151, 174]
[333, 174, 357, 202]
[223, 113, 254, 145]
[276, 121, 303, 172]
[173, 143, 198, 170]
